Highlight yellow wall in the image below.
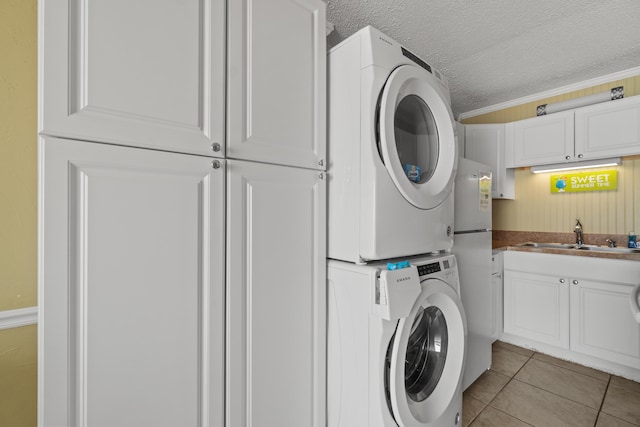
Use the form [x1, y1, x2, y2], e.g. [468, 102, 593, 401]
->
[463, 75, 640, 234]
[0, 0, 38, 425]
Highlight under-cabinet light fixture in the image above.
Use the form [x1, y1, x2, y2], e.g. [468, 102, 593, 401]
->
[530, 157, 621, 174]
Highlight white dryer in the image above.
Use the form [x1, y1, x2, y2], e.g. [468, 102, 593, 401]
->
[328, 254, 467, 427]
[328, 26, 458, 263]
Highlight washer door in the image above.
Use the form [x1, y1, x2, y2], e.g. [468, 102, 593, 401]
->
[377, 65, 457, 210]
[387, 279, 466, 426]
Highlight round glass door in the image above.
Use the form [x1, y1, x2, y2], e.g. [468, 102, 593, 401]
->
[394, 95, 439, 185]
[378, 65, 457, 210]
[386, 279, 465, 425]
[405, 306, 448, 402]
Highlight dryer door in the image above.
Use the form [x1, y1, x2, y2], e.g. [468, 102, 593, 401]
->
[377, 64, 457, 210]
[387, 279, 466, 426]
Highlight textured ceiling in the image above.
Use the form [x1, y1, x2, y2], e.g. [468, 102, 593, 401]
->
[325, 0, 640, 117]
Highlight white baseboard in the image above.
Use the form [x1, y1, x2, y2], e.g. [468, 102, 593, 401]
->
[499, 332, 640, 382]
[0, 306, 38, 330]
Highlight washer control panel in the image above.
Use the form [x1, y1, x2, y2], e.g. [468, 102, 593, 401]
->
[417, 262, 441, 277]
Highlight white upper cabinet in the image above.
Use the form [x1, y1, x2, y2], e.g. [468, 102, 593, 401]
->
[507, 110, 574, 167]
[39, 0, 225, 156]
[464, 123, 515, 199]
[575, 95, 640, 159]
[506, 96, 640, 168]
[228, 0, 326, 170]
[39, 137, 225, 427]
[226, 159, 326, 427]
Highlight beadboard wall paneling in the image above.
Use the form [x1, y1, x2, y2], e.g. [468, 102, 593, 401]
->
[464, 75, 640, 234]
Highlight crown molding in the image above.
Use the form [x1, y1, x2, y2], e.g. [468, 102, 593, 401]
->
[459, 66, 640, 121]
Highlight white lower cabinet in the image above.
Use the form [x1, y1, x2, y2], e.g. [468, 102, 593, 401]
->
[503, 251, 640, 374]
[39, 137, 225, 427]
[503, 270, 570, 348]
[570, 279, 640, 368]
[226, 160, 326, 427]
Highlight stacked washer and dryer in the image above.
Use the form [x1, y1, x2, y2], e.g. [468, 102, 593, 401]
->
[327, 26, 467, 426]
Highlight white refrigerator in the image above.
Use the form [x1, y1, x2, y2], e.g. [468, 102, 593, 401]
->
[453, 158, 493, 390]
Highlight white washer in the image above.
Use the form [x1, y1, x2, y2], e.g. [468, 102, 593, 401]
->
[328, 26, 458, 263]
[328, 254, 467, 427]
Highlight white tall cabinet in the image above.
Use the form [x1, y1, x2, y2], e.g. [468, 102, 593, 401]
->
[39, 138, 226, 426]
[39, 1, 326, 426]
[226, 160, 325, 426]
[39, 0, 226, 156]
[228, 0, 326, 170]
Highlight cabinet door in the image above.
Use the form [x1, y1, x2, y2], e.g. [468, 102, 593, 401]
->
[510, 110, 574, 167]
[490, 252, 504, 342]
[39, 138, 225, 427]
[227, 160, 326, 427]
[228, 0, 326, 169]
[570, 279, 640, 368]
[464, 124, 514, 199]
[575, 96, 640, 159]
[503, 270, 569, 348]
[40, 0, 225, 156]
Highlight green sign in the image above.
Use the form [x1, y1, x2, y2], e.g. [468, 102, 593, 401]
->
[550, 170, 618, 193]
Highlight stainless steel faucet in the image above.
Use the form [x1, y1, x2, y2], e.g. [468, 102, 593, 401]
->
[574, 219, 584, 246]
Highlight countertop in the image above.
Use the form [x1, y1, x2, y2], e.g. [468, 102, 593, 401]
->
[493, 230, 640, 262]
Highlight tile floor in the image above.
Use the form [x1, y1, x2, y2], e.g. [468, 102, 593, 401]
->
[463, 341, 640, 427]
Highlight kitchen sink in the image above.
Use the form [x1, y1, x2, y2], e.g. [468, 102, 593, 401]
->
[516, 242, 576, 249]
[515, 242, 640, 254]
[573, 245, 640, 254]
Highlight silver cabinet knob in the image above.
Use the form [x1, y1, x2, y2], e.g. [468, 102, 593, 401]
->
[572, 279, 579, 285]
[559, 278, 566, 284]
[211, 160, 221, 169]
[577, 154, 583, 159]
[211, 143, 221, 152]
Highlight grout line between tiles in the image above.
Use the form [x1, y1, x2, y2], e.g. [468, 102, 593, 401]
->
[531, 353, 613, 382]
[513, 358, 611, 412]
[485, 405, 536, 427]
[594, 374, 611, 427]
[480, 344, 640, 427]
[477, 349, 535, 426]
[504, 378, 601, 416]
